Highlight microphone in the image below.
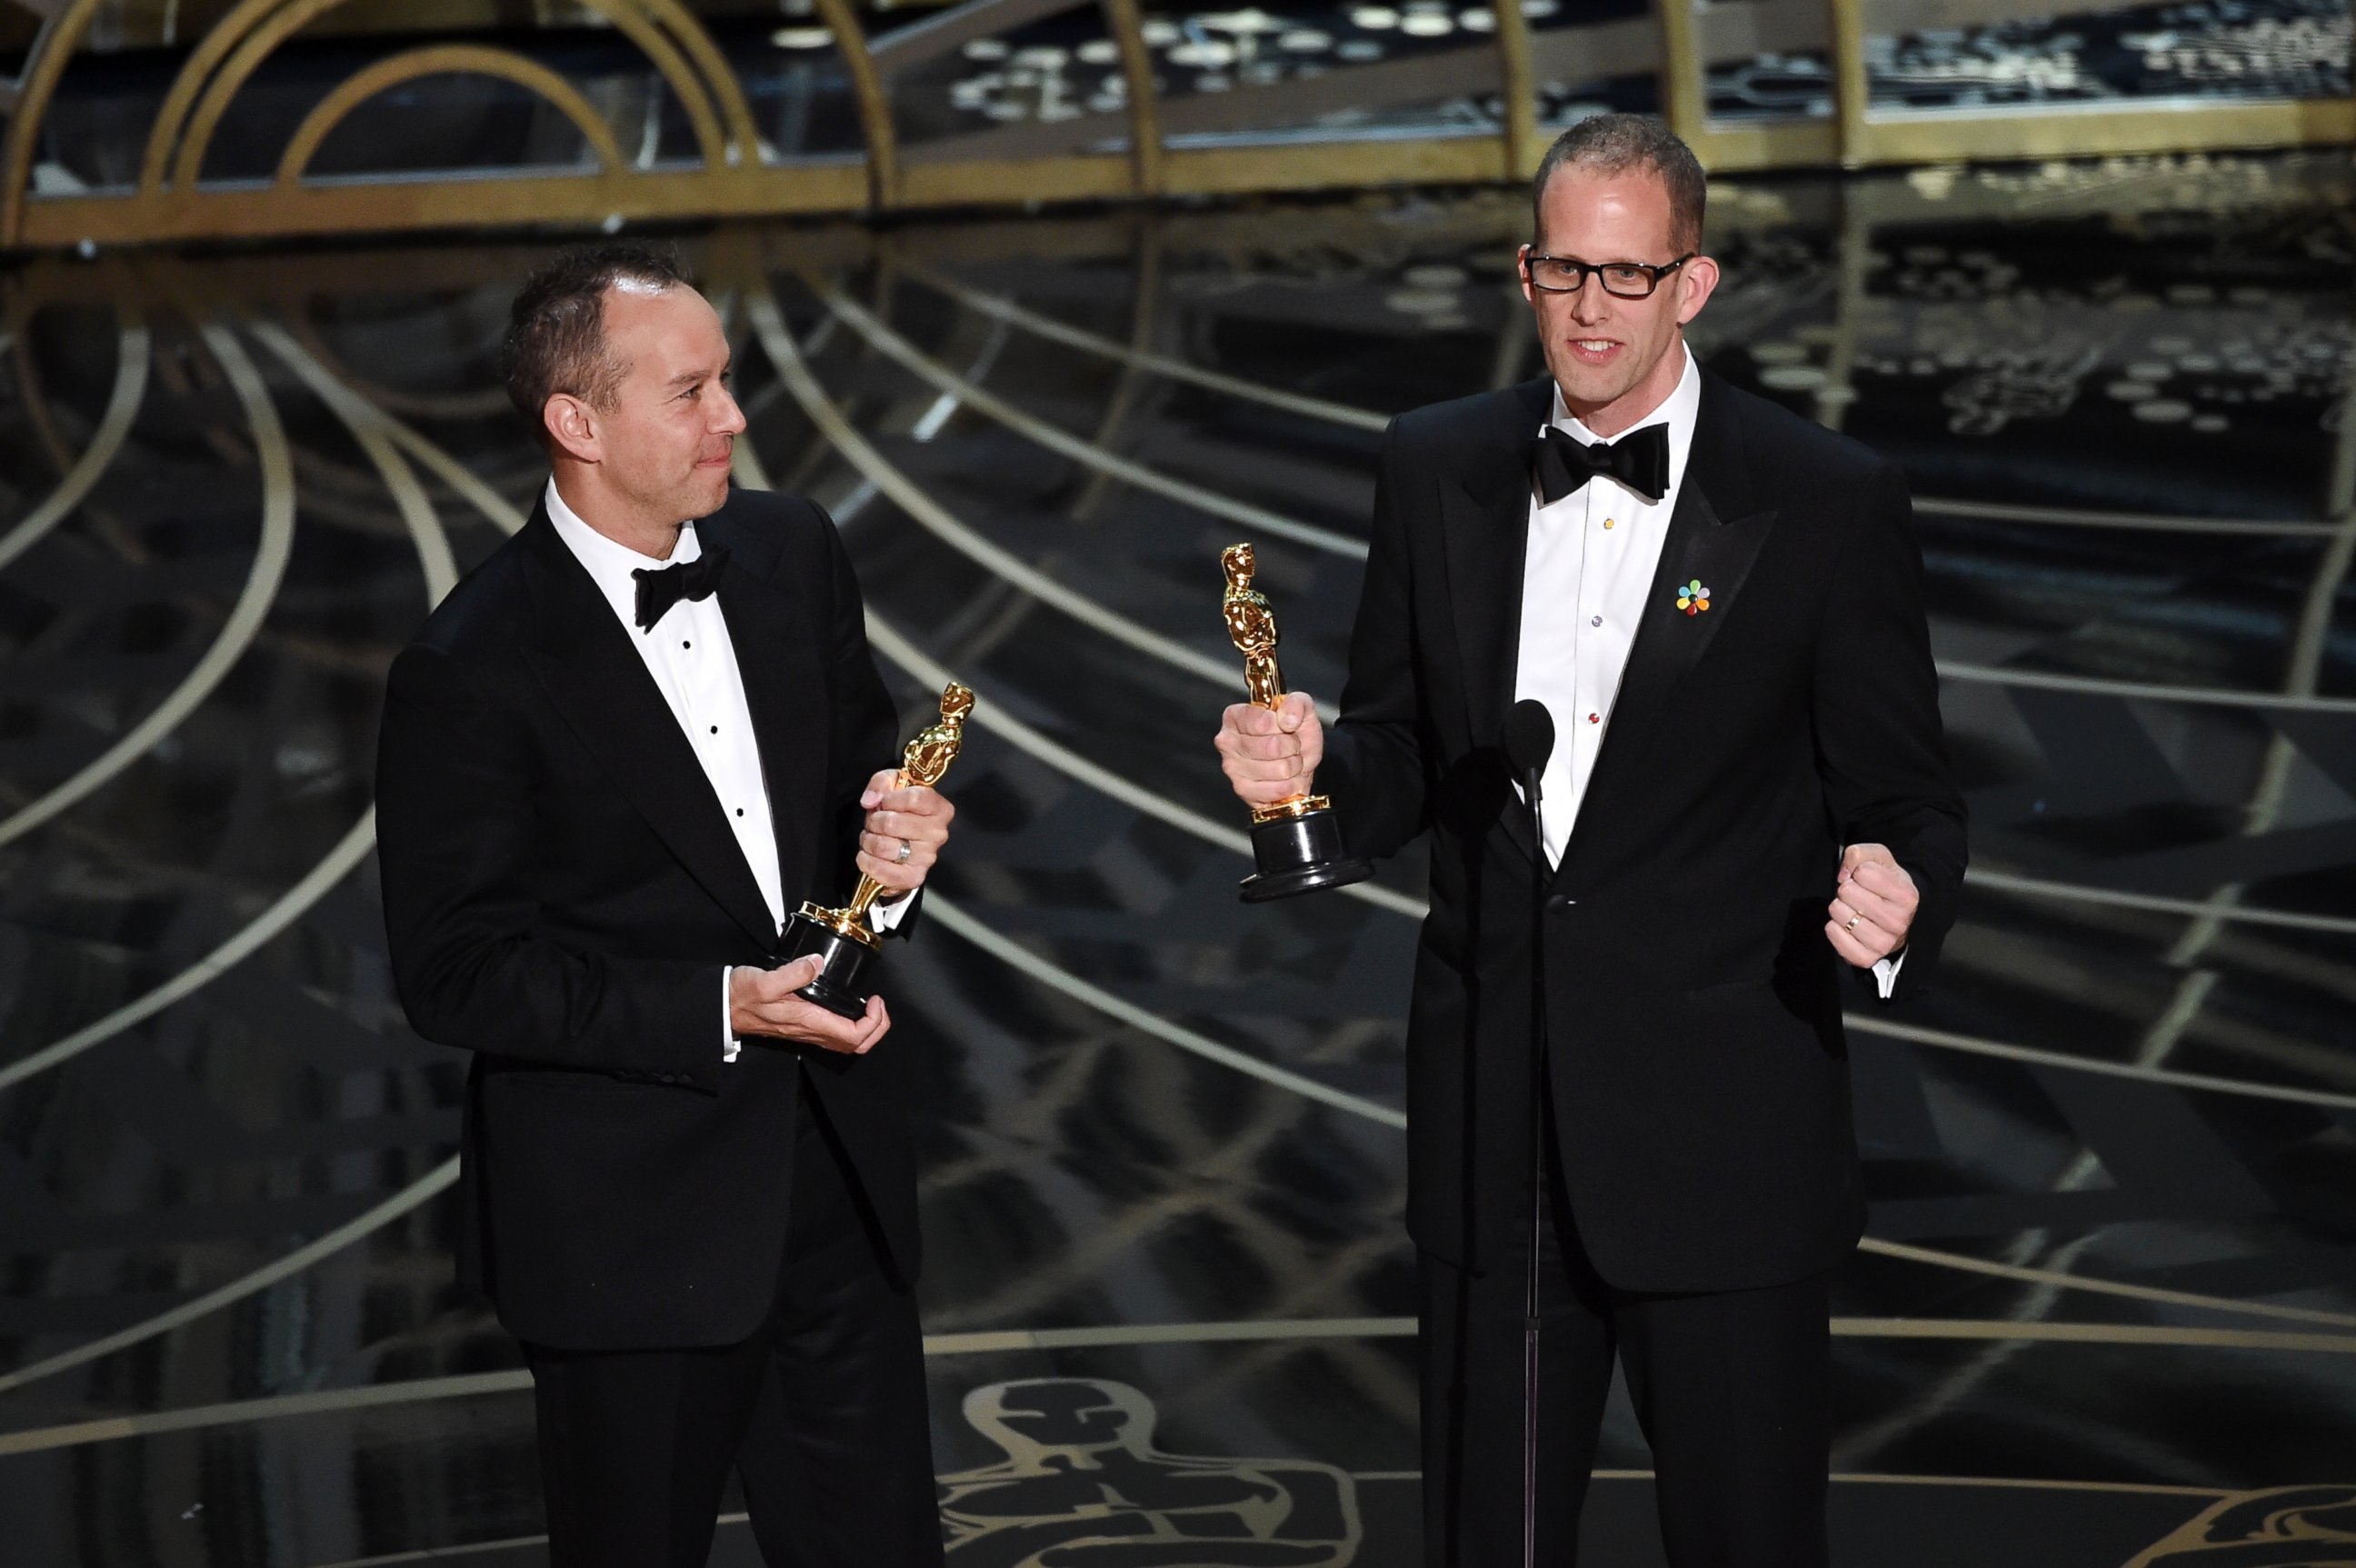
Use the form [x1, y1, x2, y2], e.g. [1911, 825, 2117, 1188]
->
[1502, 694, 1557, 1568]
[1504, 699, 1556, 799]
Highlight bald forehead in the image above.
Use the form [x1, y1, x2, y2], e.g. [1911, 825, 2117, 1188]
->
[601, 283, 727, 383]
[1535, 165, 1684, 256]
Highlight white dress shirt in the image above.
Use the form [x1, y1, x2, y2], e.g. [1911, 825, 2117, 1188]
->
[1514, 345, 1703, 857]
[1509, 354, 1902, 997]
[546, 480, 904, 1060]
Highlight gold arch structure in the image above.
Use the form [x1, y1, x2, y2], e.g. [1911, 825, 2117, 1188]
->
[2, 0, 2351, 249]
[271, 45, 630, 187]
[145, 0, 749, 189]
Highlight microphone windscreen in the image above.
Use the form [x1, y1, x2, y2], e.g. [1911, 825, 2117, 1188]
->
[1504, 698, 1556, 779]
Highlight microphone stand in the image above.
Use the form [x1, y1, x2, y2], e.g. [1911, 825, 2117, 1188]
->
[1521, 760, 1548, 1568]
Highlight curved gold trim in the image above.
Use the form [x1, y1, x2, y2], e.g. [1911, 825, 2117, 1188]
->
[815, 281, 1367, 558]
[141, 0, 297, 192]
[1072, 217, 1158, 517]
[249, 318, 461, 598]
[0, 315, 146, 572]
[0, 320, 293, 856]
[0, 1159, 462, 1399]
[9, 297, 92, 481]
[1098, 0, 1163, 195]
[808, 0, 898, 206]
[744, 288, 1243, 689]
[0, 320, 339, 1096]
[285, 314, 516, 420]
[152, 0, 727, 194]
[0, 318, 466, 1403]
[273, 44, 625, 186]
[626, 0, 765, 167]
[0, 0, 110, 248]
[906, 260, 1390, 432]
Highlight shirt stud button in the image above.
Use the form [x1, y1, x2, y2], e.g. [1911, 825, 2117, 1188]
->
[1588, 713, 1600, 724]
[710, 725, 718, 734]
[1603, 518, 1616, 530]
[735, 808, 744, 817]
[683, 640, 692, 650]
[1591, 615, 1602, 627]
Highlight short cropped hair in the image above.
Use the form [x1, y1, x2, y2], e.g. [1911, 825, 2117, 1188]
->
[1531, 115, 1706, 255]
[503, 245, 696, 424]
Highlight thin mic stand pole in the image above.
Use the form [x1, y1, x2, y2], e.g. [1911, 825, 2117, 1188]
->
[1522, 771, 1548, 1568]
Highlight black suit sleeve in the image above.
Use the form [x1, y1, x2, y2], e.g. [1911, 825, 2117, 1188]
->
[1323, 420, 1433, 861]
[378, 642, 728, 1087]
[813, 504, 917, 937]
[1812, 461, 1968, 1003]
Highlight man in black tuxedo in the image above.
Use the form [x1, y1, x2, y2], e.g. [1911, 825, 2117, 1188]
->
[378, 247, 953, 1568]
[1216, 117, 1966, 1566]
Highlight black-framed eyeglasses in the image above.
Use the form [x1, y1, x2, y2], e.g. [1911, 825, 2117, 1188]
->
[1522, 252, 1696, 299]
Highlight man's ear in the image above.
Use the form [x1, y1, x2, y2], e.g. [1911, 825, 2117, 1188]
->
[1674, 254, 1721, 326]
[1516, 243, 1536, 307]
[544, 393, 600, 464]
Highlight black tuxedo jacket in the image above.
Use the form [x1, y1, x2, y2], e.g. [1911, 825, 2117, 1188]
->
[1322, 370, 1966, 1292]
[377, 487, 913, 1351]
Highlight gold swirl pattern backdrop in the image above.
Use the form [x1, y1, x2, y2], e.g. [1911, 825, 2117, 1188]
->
[0, 0, 2348, 247]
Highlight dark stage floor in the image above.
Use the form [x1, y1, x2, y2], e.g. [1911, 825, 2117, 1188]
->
[0, 150, 2351, 1565]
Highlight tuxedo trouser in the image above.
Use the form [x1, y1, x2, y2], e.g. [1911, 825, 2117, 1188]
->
[1418, 1128, 1831, 1568]
[523, 1070, 943, 1568]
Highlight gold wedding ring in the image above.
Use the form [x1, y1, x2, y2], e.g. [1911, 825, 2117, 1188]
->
[1844, 914, 1862, 931]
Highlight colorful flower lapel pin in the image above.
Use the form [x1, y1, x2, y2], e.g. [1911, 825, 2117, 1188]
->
[1674, 579, 1712, 615]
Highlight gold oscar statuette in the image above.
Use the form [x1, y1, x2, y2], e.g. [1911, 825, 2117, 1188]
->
[779, 683, 974, 1018]
[1220, 543, 1373, 903]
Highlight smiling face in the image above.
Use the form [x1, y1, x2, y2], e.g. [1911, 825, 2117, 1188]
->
[1520, 164, 1719, 438]
[542, 281, 744, 554]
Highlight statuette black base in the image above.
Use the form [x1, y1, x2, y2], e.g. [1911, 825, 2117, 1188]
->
[1239, 806, 1374, 904]
[780, 908, 881, 1020]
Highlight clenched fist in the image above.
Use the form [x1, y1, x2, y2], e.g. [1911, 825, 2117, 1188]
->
[854, 774, 954, 896]
[1215, 692, 1323, 811]
[1826, 843, 1918, 967]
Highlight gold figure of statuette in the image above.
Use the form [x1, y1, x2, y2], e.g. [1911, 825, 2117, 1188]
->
[794, 682, 974, 951]
[1220, 543, 1330, 827]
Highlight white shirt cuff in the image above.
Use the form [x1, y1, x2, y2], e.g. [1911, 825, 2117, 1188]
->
[1872, 948, 1906, 1001]
[722, 966, 741, 1063]
[870, 891, 913, 934]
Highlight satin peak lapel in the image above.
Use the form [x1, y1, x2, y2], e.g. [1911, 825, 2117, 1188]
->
[518, 514, 782, 953]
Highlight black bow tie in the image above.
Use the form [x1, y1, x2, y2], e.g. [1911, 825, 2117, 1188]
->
[632, 545, 730, 631]
[1532, 424, 1670, 506]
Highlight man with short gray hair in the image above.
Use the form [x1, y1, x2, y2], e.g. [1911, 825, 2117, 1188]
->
[1216, 115, 1966, 1565]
